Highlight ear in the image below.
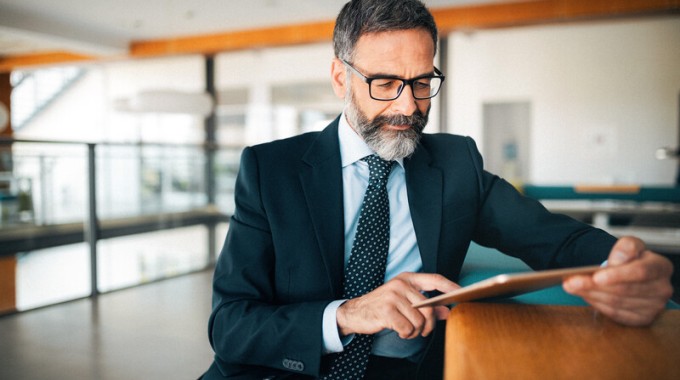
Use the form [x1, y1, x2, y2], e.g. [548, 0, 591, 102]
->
[330, 58, 347, 99]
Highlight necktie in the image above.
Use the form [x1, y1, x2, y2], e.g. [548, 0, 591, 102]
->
[323, 155, 393, 380]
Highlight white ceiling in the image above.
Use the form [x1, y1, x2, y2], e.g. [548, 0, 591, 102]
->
[0, 0, 499, 58]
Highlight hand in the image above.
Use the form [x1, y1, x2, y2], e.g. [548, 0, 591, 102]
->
[336, 272, 459, 339]
[563, 236, 674, 326]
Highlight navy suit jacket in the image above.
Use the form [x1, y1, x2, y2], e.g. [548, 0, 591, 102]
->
[203, 117, 615, 379]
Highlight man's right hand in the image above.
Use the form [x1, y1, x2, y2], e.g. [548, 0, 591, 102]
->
[336, 272, 459, 339]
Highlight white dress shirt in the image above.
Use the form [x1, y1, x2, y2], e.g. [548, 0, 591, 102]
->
[321, 114, 426, 360]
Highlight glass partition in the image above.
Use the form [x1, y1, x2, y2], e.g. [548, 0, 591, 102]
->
[0, 139, 237, 312]
[16, 243, 90, 310]
[96, 144, 209, 219]
[4, 142, 88, 226]
[1, 43, 375, 314]
[97, 225, 210, 292]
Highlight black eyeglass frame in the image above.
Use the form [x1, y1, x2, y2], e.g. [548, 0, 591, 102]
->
[341, 59, 446, 101]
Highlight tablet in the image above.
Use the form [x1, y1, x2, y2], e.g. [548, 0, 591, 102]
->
[412, 265, 601, 308]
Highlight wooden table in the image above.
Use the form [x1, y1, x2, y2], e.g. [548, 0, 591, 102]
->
[445, 303, 680, 380]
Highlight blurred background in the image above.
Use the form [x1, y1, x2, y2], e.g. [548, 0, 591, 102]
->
[0, 0, 678, 378]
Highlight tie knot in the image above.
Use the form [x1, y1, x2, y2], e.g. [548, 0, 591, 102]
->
[362, 155, 393, 184]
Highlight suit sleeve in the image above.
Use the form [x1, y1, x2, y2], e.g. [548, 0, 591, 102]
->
[463, 137, 616, 269]
[208, 147, 328, 377]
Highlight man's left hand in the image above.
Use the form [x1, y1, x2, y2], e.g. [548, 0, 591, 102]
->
[563, 236, 674, 326]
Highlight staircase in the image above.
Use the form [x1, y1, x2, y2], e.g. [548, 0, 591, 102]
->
[10, 67, 86, 131]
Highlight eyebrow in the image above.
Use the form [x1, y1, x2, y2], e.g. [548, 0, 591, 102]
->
[364, 69, 437, 80]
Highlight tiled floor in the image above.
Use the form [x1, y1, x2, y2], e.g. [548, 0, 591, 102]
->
[0, 270, 215, 380]
[1, 264, 677, 380]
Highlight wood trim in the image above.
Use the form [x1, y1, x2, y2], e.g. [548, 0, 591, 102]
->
[0, 255, 17, 314]
[432, 0, 680, 32]
[130, 0, 679, 57]
[130, 20, 335, 57]
[574, 184, 642, 194]
[1, 0, 678, 71]
[0, 51, 94, 73]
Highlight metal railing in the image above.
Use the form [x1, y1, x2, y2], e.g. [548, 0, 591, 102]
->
[0, 138, 241, 300]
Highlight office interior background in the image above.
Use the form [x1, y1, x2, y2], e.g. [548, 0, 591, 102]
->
[0, 0, 679, 378]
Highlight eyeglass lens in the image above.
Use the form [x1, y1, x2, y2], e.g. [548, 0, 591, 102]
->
[370, 77, 442, 100]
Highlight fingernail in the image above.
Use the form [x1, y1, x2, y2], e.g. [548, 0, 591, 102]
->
[565, 278, 580, 291]
[610, 251, 627, 265]
[594, 271, 608, 284]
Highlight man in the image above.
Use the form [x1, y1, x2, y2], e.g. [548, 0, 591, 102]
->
[203, 1, 674, 379]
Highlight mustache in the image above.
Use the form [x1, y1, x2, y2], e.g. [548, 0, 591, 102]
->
[370, 110, 428, 133]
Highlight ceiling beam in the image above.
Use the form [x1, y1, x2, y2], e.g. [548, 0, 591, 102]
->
[0, 51, 94, 73]
[433, 0, 680, 32]
[129, 0, 680, 57]
[130, 20, 335, 57]
[1, 0, 678, 72]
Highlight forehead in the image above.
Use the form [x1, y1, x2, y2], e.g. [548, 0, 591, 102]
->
[353, 29, 436, 75]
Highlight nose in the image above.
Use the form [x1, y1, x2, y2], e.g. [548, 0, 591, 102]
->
[390, 84, 419, 116]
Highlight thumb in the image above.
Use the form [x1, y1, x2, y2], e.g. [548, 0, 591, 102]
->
[404, 273, 460, 293]
[608, 236, 644, 266]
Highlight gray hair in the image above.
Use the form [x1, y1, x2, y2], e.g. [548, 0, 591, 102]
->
[333, 0, 438, 62]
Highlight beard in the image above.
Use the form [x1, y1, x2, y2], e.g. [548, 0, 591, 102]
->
[345, 89, 429, 161]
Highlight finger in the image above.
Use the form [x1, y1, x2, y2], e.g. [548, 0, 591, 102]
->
[385, 300, 426, 339]
[434, 306, 451, 320]
[399, 272, 460, 294]
[577, 286, 668, 310]
[582, 294, 666, 326]
[562, 274, 596, 294]
[591, 302, 659, 326]
[607, 236, 645, 266]
[399, 281, 449, 336]
[568, 277, 671, 325]
[366, 283, 427, 339]
[386, 309, 422, 339]
[400, 288, 437, 338]
[594, 252, 673, 286]
[565, 273, 673, 300]
[602, 281, 673, 299]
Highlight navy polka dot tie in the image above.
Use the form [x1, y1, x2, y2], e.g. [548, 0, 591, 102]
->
[323, 155, 393, 380]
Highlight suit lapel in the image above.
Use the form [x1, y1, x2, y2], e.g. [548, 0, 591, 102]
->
[300, 118, 345, 296]
[405, 144, 443, 274]
[299, 122, 444, 293]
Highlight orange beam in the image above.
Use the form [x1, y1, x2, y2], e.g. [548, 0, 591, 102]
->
[432, 0, 680, 32]
[130, 20, 335, 57]
[0, 51, 94, 73]
[131, 0, 679, 57]
[1, 0, 678, 71]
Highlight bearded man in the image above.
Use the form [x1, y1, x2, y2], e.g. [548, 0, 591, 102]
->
[202, 1, 673, 379]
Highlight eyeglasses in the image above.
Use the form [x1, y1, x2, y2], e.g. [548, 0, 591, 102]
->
[342, 59, 445, 101]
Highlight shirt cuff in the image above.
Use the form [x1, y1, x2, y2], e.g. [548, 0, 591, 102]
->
[322, 299, 348, 354]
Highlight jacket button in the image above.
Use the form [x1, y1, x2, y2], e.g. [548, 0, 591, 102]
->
[282, 358, 305, 372]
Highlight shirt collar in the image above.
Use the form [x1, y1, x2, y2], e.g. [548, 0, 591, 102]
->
[338, 112, 404, 168]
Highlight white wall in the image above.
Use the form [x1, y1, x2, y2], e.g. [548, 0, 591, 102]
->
[448, 17, 680, 185]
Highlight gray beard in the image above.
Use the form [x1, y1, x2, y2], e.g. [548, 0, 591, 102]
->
[345, 91, 429, 161]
